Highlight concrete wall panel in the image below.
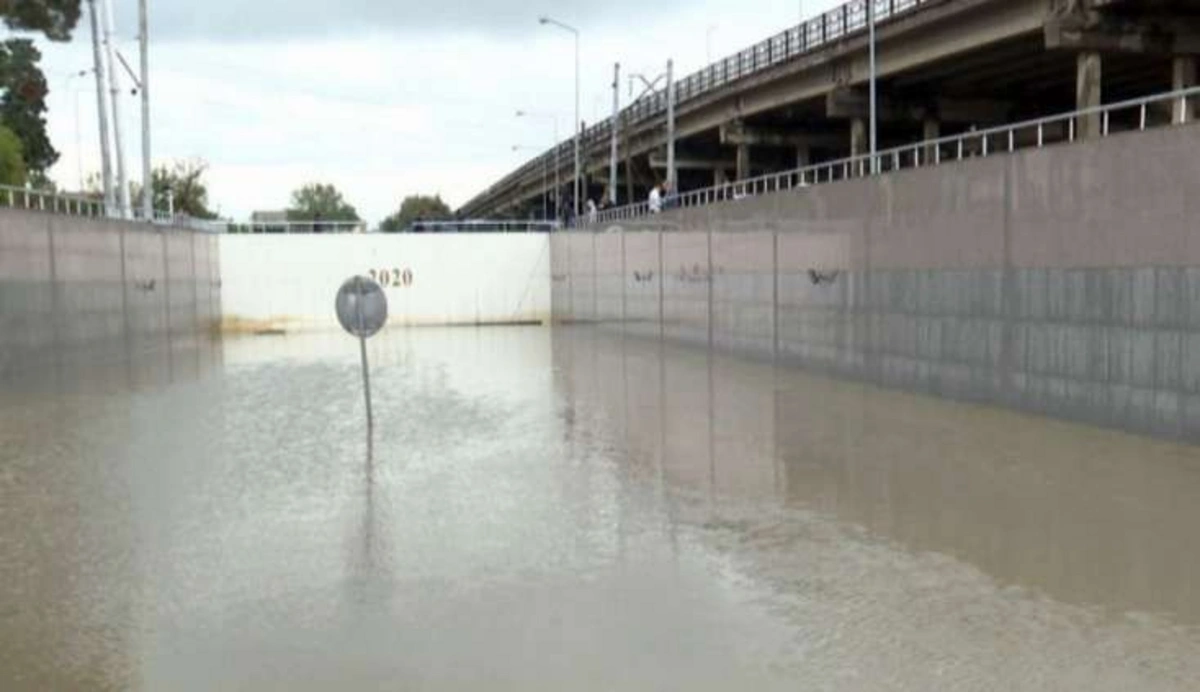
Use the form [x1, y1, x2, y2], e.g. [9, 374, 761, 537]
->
[552, 121, 1200, 441]
[0, 210, 219, 380]
[218, 233, 550, 331]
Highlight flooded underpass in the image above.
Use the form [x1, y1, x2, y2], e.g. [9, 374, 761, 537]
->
[3, 326, 1200, 690]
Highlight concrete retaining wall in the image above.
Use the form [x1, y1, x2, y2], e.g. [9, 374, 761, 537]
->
[219, 234, 550, 332]
[0, 210, 220, 379]
[553, 121, 1200, 441]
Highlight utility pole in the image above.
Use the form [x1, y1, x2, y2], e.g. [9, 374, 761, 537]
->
[139, 0, 152, 221]
[666, 59, 676, 189]
[86, 0, 115, 213]
[101, 0, 130, 217]
[610, 62, 619, 206]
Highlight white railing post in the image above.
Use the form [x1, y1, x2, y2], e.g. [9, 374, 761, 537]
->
[1140, 104, 1147, 130]
[1037, 123, 1044, 147]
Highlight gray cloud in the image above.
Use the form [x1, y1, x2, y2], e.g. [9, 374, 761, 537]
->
[136, 1, 652, 41]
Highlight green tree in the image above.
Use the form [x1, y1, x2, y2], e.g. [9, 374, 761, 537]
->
[1, 0, 82, 41]
[129, 159, 219, 219]
[0, 2, 82, 178]
[379, 194, 451, 232]
[0, 39, 56, 174]
[0, 123, 25, 185]
[287, 182, 359, 222]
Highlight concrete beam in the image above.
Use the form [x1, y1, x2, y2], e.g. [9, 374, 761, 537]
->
[719, 120, 846, 148]
[828, 87, 1012, 124]
[1046, 17, 1200, 54]
[649, 151, 736, 170]
[826, 88, 903, 120]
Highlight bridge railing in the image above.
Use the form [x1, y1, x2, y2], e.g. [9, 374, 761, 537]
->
[0, 183, 218, 230]
[0, 184, 107, 218]
[469, 0, 930, 213]
[590, 86, 1200, 226]
[407, 220, 560, 233]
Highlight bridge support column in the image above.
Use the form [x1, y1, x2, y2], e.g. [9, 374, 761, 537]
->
[1076, 51, 1103, 138]
[850, 117, 867, 157]
[736, 144, 751, 180]
[922, 117, 940, 164]
[1174, 55, 1197, 124]
[795, 145, 811, 170]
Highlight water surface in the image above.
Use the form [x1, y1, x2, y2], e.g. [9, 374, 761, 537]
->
[3, 327, 1199, 690]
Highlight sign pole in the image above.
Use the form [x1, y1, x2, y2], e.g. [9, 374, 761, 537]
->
[354, 277, 374, 433]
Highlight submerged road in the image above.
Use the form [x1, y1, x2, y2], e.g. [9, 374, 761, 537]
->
[2, 327, 1199, 689]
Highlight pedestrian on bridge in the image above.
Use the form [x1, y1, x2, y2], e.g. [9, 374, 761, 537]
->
[648, 182, 664, 214]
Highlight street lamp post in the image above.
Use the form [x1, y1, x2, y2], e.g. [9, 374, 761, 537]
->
[511, 145, 549, 222]
[515, 110, 561, 224]
[63, 70, 90, 192]
[538, 16, 581, 223]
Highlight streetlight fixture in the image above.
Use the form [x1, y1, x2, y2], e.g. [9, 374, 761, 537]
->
[538, 15, 581, 222]
[63, 69, 91, 192]
[515, 110, 562, 223]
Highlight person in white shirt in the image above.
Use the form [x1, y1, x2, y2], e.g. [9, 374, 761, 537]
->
[648, 183, 663, 213]
[586, 199, 598, 224]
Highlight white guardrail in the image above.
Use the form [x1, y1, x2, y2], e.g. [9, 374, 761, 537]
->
[589, 86, 1200, 225]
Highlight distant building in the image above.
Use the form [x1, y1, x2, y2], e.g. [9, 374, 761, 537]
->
[250, 210, 289, 233]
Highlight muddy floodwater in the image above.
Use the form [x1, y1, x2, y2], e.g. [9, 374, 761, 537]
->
[2, 327, 1200, 690]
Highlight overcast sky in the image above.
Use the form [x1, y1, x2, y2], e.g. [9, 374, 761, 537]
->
[36, 0, 842, 223]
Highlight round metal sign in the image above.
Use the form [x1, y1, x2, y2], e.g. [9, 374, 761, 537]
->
[336, 276, 389, 338]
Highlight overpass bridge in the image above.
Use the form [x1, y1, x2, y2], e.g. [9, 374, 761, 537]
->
[460, 0, 1200, 218]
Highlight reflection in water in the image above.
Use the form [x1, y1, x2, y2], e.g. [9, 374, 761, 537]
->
[2, 326, 1199, 690]
[0, 332, 223, 692]
[554, 327, 1200, 689]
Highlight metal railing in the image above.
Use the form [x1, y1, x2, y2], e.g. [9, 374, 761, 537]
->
[589, 86, 1200, 225]
[406, 220, 560, 233]
[1, 184, 227, 231]
[466, 0, 931, 212]
[0, 184, 107, 217]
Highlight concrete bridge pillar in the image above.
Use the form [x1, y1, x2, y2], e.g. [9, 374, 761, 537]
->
[736, 144, 752, 180]
[922, 116, 940, 164]
[850, 117, 867, 157]
[795, 145, 811, 170]
[1174, 55, 1197, 123]
[1076, 51, 1103, 138]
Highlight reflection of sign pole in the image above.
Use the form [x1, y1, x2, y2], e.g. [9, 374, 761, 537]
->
[336, 276, 388, 432]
